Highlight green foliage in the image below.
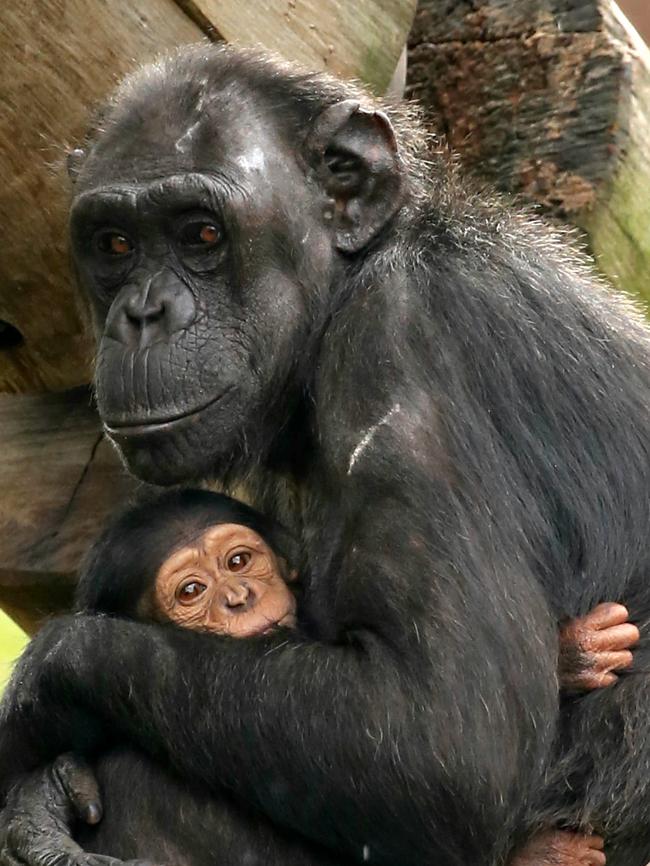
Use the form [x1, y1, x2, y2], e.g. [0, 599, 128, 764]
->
[0, 611, 27, 689]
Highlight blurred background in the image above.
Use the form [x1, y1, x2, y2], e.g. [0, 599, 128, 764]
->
[623, 0, 649, 41]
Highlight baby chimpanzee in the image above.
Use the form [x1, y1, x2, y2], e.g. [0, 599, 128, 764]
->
[77, 488, 299, 639]
[71, 489, 637, 866]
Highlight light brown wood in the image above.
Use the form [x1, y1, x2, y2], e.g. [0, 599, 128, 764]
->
[0, 389, 141, 632]
[0, 0, 204, 394]
[175, 0, 416, 93]
[408, 0, 650, 308]
[619, 0, 650, 44]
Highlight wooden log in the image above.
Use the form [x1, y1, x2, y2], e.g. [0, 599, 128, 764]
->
[175, 0, 416, 94]
[0, 388, 140, 632]
[407, 0, 650, 309]
[620, 0, 650, 44]
[0, 1, 204, 395]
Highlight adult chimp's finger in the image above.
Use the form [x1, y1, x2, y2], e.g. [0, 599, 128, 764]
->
[6, 820, 92, 866]
[84, 844, 155, 865]
[52, 754, 103, 825]
[588, 623, 640, 651]
[4, 828, 158, 866]
[0, 845, 24, 866]
[584, 602, 630, 629]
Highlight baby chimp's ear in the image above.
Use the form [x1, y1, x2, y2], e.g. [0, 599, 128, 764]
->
[276, 557, 299, 583]
[286, 568, 300, 583]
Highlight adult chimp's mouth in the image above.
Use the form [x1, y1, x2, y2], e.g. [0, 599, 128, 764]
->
[103, 387, 233, 438]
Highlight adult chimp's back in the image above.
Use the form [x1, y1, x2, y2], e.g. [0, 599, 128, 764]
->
[0, 45, 649, 866]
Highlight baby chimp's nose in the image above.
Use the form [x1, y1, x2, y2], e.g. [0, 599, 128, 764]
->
[222, 580, 255, 611]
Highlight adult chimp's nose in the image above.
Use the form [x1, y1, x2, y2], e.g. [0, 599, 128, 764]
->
[222, 581, 255, 612]
[124, 292, 165, 328]
[105, 271, 196, 348]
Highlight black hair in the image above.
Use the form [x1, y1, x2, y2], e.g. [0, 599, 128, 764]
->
[75, 488, 293, 618]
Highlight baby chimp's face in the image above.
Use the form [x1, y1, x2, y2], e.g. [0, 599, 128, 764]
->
[154, 524, 297, 637]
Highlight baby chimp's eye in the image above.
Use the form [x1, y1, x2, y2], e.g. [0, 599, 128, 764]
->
[177, 580, 208, 604]
[226, 551, 251, 572]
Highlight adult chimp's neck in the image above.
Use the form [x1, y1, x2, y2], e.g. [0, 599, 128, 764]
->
[266, 395, 314, 479]
[207, 392, 313, 527]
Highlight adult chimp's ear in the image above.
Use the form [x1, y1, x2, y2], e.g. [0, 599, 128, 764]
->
[307, 100, 405, 253]
[67, 147, 87, 183]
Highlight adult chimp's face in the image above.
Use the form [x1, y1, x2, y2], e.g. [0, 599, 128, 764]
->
[69, 66, 403, 485]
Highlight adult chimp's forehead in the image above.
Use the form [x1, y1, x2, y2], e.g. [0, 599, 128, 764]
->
[78, 83, 291, 189]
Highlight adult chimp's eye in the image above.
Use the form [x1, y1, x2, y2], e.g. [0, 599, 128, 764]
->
[179, 221, 222, 248]
[94, 230, 134, 256]
[177, 580, 208, 604]
[226, 551, 251, 572]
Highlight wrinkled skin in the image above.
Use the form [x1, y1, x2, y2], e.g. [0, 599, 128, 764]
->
[4, 45, 650, 866]
[559, 603, 640, 692]
[0, 755, 147, 866]
[511, 831, 606, 866]
[152, 522, 297, 637]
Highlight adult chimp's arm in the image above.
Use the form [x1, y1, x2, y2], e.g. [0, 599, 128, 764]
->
[0, 476, 558, 866]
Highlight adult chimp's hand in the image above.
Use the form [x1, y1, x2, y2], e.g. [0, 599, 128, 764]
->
[0, 617, 109, 792]
[0, 754, 148, 866]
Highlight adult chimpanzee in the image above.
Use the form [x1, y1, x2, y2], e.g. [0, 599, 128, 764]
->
[1, 44, 650, 866]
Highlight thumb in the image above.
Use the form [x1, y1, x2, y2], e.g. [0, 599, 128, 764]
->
[52, 754, 103, 825]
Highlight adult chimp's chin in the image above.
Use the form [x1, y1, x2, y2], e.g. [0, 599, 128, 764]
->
[103, 391, 247, 485]
[107, 428, 208, 485]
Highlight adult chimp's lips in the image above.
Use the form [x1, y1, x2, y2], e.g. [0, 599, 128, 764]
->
[103, 388, 232, 438]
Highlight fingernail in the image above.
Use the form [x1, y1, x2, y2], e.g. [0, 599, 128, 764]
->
[84, 803, 102, 824]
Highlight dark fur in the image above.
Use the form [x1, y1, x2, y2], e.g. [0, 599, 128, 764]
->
[77, 748, 343, 866]
[2, 45, 650, 866]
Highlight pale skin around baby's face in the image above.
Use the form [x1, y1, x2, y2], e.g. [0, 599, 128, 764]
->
[153, 524, 297, 638]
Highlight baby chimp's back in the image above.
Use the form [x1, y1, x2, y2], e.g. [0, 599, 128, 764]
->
[79, 748, 343, 866]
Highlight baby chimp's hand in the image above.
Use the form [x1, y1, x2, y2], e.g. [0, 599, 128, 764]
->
[511, 830, 605, 866]
[559, 602, 640, 692]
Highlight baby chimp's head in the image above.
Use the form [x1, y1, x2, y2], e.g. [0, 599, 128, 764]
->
[77, 489, 297, 637]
